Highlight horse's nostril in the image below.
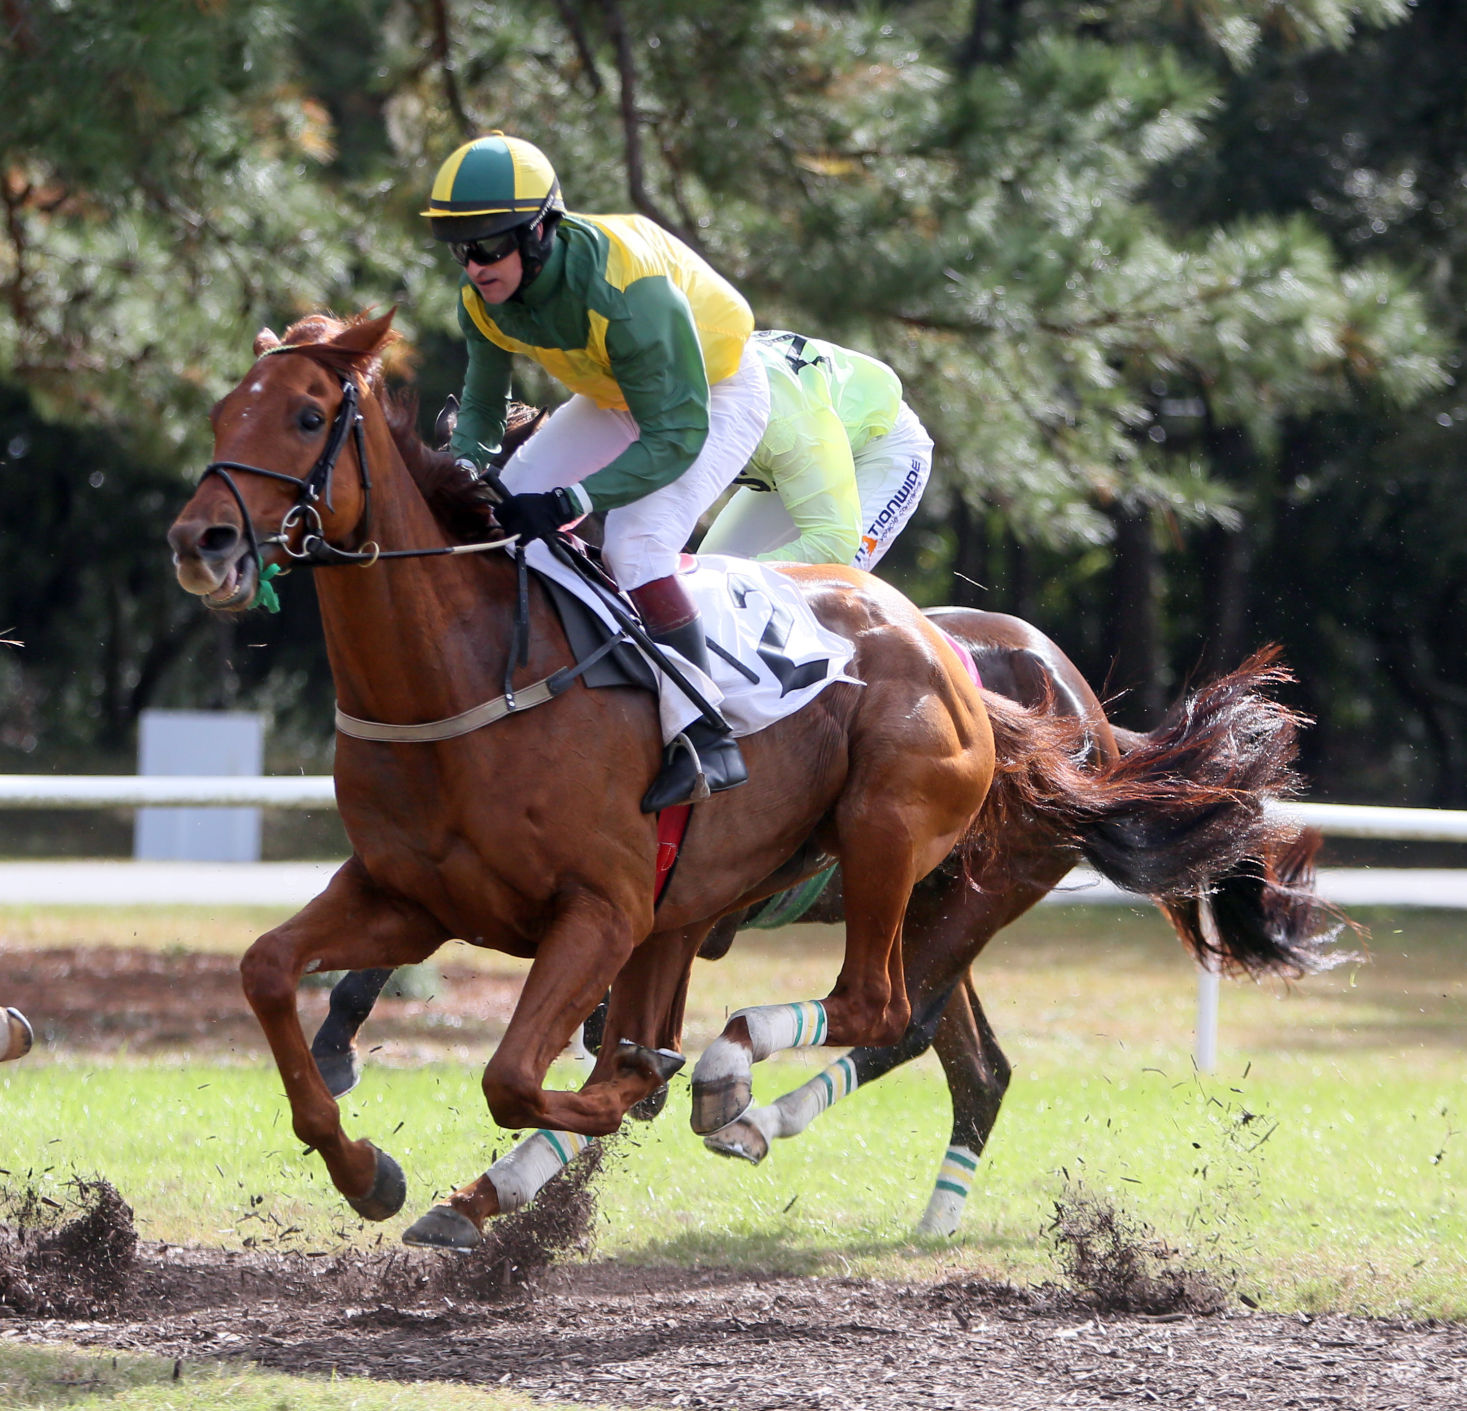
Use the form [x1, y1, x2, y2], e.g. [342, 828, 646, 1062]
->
[199, 524, 243, 558]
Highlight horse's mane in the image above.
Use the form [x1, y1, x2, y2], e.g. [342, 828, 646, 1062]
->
[263, 312, 547, 543]
[384, 393, 496, 543]
[384, 395, 549, 544]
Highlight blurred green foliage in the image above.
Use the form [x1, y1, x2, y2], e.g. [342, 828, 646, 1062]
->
[3, 0, 1464, 803]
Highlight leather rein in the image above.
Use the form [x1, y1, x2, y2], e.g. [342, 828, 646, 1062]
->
[195, 355, 613, 743]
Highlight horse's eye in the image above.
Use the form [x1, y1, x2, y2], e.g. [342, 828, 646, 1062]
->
[299, 407, 326, 433]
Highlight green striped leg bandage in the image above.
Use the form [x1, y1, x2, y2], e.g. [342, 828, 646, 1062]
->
[735, 1053, 862, 1151]
[736, 1001, 829, 1061]
[769, 1053, 860, 1137]
[916, 1143, 979, 1237]
[693, 1001, 830, 1094]
[486, 1129, 595, 1213]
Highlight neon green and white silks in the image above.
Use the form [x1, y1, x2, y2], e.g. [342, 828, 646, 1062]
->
[700, 331, 933, 571]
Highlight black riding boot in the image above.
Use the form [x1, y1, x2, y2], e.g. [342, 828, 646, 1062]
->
[638, 614, 748, 812]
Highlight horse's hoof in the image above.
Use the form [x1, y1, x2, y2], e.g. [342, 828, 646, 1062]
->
[2, 1008, 33, 1063]
[689, 1072, 752, 1136]
[402, 1204, 483, 1251]
[312, 1044, 362, 1098]
[703, 1117, 769, 1164]
[615, 1038, 686, 1085]
[629, 1083, 669, 1122]
[345, 1145, 406, 1222]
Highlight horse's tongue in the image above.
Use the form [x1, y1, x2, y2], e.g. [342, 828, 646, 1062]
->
[209, 562, 241, 603]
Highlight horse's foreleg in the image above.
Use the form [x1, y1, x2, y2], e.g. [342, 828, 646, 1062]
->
[403, 916, 691, 1251]
[239, 858, 447, 1221]
[310, 967, 395, 1097]
[477, 893, 680, 1135]
[916, 976, 1012, 1238]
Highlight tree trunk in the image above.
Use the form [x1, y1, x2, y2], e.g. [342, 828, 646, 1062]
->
[1105, 501, 1166, 727]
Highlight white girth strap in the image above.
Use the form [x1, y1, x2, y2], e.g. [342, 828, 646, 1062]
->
[334, 676, 559, 743]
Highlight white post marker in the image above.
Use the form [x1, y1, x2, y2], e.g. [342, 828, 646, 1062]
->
[1193, 900, 1222, 1073]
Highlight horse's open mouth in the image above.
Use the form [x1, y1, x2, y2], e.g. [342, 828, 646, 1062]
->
[202, 552, 259, 610]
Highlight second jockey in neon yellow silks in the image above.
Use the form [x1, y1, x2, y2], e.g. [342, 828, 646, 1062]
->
[700, 331, 933, 572]
[423, 133, 768, 812]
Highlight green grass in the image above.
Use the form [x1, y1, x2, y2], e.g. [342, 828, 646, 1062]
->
[3, 901, 1466, 1318]
[0, 1341, 592, 1410]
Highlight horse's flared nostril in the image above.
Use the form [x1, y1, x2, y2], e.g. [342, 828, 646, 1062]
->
[167, 517, 241, 563]
[199, 523, 243, 559]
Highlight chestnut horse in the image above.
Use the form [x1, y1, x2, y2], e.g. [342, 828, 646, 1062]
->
[167, 311, 1314, 1248]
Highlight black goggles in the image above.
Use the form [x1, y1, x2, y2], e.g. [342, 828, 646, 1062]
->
[449, 232, 520, 268]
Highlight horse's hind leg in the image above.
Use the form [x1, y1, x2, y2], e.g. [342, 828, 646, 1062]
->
[703, 982, 955, 1163]
[240, 857, 447, 1222]
[311, 967, 394, 1096]
[916, 976, 1011, 1237]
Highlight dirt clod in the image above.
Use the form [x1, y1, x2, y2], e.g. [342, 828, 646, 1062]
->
[0, 1178, 138, 1317]
[1048, 1184, 1228, 1316]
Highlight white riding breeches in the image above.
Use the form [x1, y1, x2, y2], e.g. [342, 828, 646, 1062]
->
[500, 341, 770, 590]
[697, 401, 933, 571]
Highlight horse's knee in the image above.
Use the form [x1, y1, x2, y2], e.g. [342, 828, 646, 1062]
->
[481, 1058, 545, 1131]
[240, 933, 296, 1015]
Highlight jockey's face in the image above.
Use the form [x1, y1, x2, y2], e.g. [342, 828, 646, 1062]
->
[465, 242, 524, 304]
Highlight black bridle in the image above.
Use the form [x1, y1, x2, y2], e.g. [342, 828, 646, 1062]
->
[198, 354, 512, 587]
[199, 369, 381, 577]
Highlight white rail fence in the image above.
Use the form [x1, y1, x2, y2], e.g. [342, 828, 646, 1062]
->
[5, 777, 1467, 1071]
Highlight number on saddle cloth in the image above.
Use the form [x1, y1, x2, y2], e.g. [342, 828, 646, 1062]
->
[525, 545, 861, 745]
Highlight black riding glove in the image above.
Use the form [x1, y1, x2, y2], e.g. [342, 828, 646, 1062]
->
[494, 487, 579, 544]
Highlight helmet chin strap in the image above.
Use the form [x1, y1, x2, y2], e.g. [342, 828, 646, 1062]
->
[510, 211, 561, 296]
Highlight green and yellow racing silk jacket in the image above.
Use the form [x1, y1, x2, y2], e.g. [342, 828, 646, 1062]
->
[741, 332, 904, 564]
[451, 213, 754, 511]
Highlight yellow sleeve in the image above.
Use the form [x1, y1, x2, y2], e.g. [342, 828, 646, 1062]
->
[755, 398, 863, 566]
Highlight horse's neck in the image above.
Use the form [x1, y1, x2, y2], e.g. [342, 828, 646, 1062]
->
[314, 439, 554, 723]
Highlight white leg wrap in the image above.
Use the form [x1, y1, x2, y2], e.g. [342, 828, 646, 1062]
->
[916, 1143, 979, 1237]
[736, 1001, 829, 1062]
[693, 1001, 830, 1095]
[770, 1054, 860, 1138]
[485, 1129, 594, 1214]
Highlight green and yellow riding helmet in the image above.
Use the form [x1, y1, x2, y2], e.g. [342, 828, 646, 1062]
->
[422, 132, 565, 287]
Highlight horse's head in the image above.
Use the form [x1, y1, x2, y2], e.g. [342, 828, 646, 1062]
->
[168, 308, 398, 610]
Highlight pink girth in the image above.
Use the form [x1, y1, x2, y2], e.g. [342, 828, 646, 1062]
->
[939, 630, 982, 690]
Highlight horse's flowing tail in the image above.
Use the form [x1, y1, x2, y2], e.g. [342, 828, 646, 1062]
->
[972, 647, 1344, 979]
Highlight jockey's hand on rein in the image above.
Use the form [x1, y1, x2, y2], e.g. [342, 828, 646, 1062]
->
[493, 488, 579, 544]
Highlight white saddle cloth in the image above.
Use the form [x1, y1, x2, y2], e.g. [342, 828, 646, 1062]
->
[525, 544, 862, 743]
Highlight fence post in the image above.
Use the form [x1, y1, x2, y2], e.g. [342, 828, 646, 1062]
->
[1193, 900, 1221, 1072]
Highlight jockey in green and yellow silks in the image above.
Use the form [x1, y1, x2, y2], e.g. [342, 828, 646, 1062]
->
[701, 331, 933, 572]
[423, 133, 768, 812]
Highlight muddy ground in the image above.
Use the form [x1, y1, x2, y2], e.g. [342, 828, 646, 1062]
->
[3, 945, 1464, 1409]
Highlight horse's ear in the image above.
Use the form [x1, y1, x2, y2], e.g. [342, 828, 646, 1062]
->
[332, 307, 399, 358]
[253, 328, 282, 356]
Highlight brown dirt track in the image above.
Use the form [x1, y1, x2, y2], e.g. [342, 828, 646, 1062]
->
[3, 945, 1466, 1409]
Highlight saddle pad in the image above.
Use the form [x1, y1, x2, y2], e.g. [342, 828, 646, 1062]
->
[525, 544, 861, 742]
